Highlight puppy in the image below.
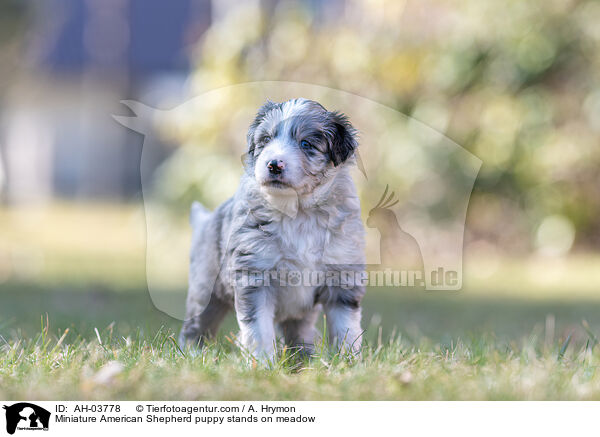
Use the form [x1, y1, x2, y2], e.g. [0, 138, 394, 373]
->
[179, 98, 366, 362]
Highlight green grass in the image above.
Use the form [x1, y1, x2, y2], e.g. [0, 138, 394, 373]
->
[2, 203, 600, 400]
[2, 311, 600, 400]
[3, 282, 600, 400]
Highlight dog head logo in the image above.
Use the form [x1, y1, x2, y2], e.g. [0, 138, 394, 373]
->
[3, 403, 50, 435]
[113, 82, 481, 320]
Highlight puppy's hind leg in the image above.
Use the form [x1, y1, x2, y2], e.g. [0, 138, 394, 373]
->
[179, 293, 230, 350]
[280, 305, 321, 358]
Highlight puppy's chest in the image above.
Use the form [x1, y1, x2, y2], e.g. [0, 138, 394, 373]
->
[268, 213, 329, 320]
[272, 213, 330, 269]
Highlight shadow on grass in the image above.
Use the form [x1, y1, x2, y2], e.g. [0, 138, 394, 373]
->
[2, 282, 600, 347]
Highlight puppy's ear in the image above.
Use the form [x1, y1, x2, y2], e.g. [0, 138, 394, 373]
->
[328, 111, 358, 166]
[247, 100, 278, 155]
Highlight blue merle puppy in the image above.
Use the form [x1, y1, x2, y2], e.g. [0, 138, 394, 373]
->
[179, 98, 366, 362]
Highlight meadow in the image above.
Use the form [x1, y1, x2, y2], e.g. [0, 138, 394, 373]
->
[2, 204, 600, 400]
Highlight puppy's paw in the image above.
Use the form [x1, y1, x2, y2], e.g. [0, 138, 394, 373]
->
[247, 350, 277, 368]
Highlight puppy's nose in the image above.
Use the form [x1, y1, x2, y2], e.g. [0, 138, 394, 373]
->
[267, 159, 285, 174]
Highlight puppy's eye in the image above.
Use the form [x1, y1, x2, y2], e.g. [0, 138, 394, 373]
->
[300, 140, 312, 149]
[262, 135, 272, 144]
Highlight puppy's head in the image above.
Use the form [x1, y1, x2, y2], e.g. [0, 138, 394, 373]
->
[246, 98, 358, 197]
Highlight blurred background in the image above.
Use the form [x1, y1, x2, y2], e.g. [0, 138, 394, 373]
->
[1, 0, 600, 346]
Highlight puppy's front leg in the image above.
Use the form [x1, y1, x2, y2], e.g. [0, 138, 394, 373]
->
[235, 287, 277, 363]
[324, 289, 364, 356]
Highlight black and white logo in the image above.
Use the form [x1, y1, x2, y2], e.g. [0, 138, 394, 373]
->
[3, 403, 50, 435]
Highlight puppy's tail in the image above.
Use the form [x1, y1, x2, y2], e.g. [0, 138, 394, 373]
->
[190, 201, 211, 228]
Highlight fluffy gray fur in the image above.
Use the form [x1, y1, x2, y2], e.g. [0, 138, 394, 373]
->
[179, 98, 366, 362]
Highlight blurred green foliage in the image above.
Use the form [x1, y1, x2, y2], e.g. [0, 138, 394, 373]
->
[161, 0, 600, 255]
[0, 0, 27, 91]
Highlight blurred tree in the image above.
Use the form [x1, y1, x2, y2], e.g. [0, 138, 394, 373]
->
[0, 0, 27, 90]
[157, 0, 600, 255]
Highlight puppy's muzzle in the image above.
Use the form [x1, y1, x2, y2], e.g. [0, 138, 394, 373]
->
[267, 159, 285, 175]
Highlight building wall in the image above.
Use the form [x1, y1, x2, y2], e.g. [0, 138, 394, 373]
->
[1, 0, 211, 203]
